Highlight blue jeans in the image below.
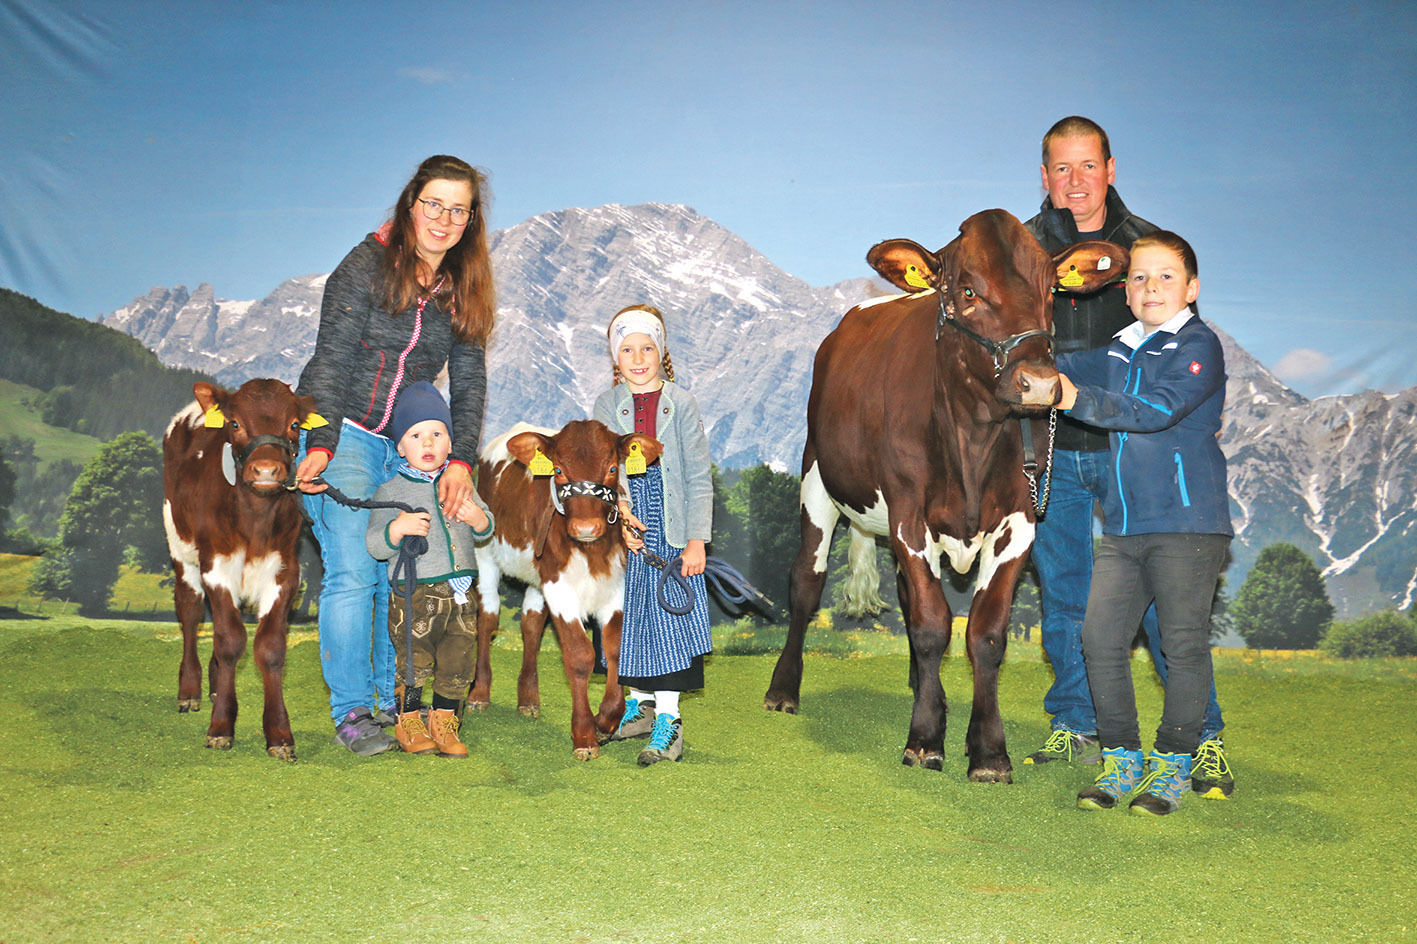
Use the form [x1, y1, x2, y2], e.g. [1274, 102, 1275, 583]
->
[301, 422, 401, 720]
[1032, 449, 1224, 740]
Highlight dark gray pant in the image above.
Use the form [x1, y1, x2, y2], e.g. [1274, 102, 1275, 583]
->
[1081, 533, 1230, 754]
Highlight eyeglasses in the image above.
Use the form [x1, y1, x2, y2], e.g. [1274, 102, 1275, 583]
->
[416, 198, 473, 225]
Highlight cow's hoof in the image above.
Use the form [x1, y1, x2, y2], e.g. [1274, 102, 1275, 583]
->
[968, 767, 1013, 784]
[267, 744, 297, 763]
[205, 735, 233, 750]
[902, 748, 944, 771]
[466, 700, 489, 712]
[763, 692, 799, 714]
[517, 705, 540, 719]
[177, 697, 201, 713]
[572, 746, 600, 761]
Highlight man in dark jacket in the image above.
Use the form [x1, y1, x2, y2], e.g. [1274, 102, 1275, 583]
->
[1022, 117, 1232, 800]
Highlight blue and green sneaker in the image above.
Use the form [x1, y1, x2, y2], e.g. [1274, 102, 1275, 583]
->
[1129, 750, 1194, 816]
[1077, 747, 1144, 810]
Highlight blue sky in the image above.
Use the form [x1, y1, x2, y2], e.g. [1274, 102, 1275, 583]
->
[2, 0, 1413, 398]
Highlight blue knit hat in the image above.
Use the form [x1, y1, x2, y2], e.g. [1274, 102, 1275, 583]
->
[390, 381, 452, 444]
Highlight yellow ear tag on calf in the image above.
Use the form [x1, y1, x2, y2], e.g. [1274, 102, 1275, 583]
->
[904, 265, 931, 289]
[300, 412, 329, 430]
[625, 441, 647, 475]
[528, 449, 556, 476]
[1060, 265, 1085, 288]
[203, 405, 227, 428]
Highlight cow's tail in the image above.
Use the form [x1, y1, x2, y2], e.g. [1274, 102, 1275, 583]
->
[837, 522, 887, 618]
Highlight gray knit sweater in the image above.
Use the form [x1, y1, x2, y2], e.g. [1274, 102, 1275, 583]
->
[296, 233, 488, 467]
[364, 471, 495, 583]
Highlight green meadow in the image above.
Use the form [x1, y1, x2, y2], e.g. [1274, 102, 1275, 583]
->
[2, 583, 1414, 943]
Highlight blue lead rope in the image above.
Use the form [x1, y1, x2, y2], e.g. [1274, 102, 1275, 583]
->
[639, 550, 781, 620]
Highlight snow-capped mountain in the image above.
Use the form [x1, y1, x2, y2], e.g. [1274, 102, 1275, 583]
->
[101, 202, 1416, 614]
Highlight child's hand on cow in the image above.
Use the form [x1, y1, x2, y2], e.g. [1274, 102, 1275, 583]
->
[680, 539, 707, 577]
[619, 502, 646, 552]
[389, 511, 432, 542]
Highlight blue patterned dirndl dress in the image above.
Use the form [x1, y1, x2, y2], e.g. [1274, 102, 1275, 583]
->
[618, 462, 712, 686]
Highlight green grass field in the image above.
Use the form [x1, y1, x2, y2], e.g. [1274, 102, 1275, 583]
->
[2, 609, 1414, 943]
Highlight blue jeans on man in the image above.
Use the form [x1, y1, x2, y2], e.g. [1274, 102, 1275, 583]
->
[301, 422, 401, 721]
[1032, 448, 1223, 741]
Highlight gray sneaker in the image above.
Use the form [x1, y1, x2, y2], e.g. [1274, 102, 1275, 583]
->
[1023, 729, 1100, 765]
[604, 696, 656, 743]
[333, 707, 397, 756]
[637, 715, 683, 766]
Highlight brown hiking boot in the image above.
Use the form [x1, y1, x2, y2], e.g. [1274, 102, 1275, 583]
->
[395, 711, 436, 754]
[427, 708, 468, 758]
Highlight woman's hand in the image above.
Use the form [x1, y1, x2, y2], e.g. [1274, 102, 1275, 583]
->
[680, 539, 707, 577]
[1057, 372, 1078, 411]
[619, 502, 646, 553]
[438, 463, 476, 518]
[295, 451, 330, 493]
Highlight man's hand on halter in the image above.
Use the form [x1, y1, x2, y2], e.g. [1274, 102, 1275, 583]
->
[295, 451, 330, 493]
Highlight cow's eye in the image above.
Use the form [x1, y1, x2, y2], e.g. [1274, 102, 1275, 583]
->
[229, 420, 240, 431]
[962, 288, 976, 299]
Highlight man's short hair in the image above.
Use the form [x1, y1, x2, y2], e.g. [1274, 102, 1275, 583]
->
[1041, 116, 1112, 165]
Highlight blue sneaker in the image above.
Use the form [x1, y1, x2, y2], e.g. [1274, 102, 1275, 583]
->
[604, 695, 656, 743]
[1129, 750, 1193, 816]
[637, 714, 683, 766]
[1077, 747, 1144, 810]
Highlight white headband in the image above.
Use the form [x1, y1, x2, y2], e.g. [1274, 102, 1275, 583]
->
[608, 309, 666, 359]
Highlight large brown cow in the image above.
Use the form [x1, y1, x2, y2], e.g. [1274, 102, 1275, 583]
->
[164, 379, 318, 761]
[472, 420, 661, 759]
[763, 209, 1124, 782]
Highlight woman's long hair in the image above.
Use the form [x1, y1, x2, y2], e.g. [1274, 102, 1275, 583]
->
[379, 155, 496, 344]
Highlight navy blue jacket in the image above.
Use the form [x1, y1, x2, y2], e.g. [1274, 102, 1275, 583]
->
[1058, 312, 1233, 537]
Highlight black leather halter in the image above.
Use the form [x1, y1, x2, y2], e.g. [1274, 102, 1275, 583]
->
[233, 434, 298, 489]
[936, 291, 1053, 379]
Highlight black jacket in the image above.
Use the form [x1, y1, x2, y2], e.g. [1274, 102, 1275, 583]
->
[1025, 186, 1157, 452]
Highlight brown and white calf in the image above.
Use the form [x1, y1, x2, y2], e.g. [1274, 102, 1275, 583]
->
[163, 379, 317, 761]
[471, 420, 661, 759]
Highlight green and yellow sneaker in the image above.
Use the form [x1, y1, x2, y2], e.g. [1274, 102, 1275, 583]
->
[1077, 747, 1145, 810]
[1191, 736, 1235, 799]
[1024, 729, 1101, 765]
[1129, 750, 1194, 816]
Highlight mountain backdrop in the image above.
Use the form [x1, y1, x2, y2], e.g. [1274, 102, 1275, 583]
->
[100, 203, 1417, 616]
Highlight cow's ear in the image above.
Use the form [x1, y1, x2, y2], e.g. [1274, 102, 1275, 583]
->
[293, 394, 329, 430]
[1053, 241, 1129, 294]
[619, 433, 662, 472]
[507, 431, 555, 473]
[866, 239, 942, 292]
[193, 382, 232, 428]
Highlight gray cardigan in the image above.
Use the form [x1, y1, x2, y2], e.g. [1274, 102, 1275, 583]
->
[593, 381, 713, 549]
[364, 471, 494, 583]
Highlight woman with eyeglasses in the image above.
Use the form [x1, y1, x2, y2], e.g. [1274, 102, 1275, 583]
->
[294, 154, 496, 756]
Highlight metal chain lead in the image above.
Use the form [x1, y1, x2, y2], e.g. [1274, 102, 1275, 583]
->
[1026, 408, 1058, 516]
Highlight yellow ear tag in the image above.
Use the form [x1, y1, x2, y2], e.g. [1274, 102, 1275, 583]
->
[625, 441, 647, 475]
[1060, 265, 1085, 288]
[300, 411, 329, 430]
[203, 405, 227, 428]
[528, 449, 556, 476]
[904, 265, 931, 289]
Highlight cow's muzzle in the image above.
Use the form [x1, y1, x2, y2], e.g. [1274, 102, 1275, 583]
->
[549, 478, 619, 542]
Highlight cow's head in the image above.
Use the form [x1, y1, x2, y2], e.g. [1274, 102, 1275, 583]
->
[867, 210, 1126, 411]
[506, 420, 662, 544]
[194, 379, 318, 495]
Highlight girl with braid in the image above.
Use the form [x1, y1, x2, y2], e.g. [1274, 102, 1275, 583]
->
[593, 305, 713, 765]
